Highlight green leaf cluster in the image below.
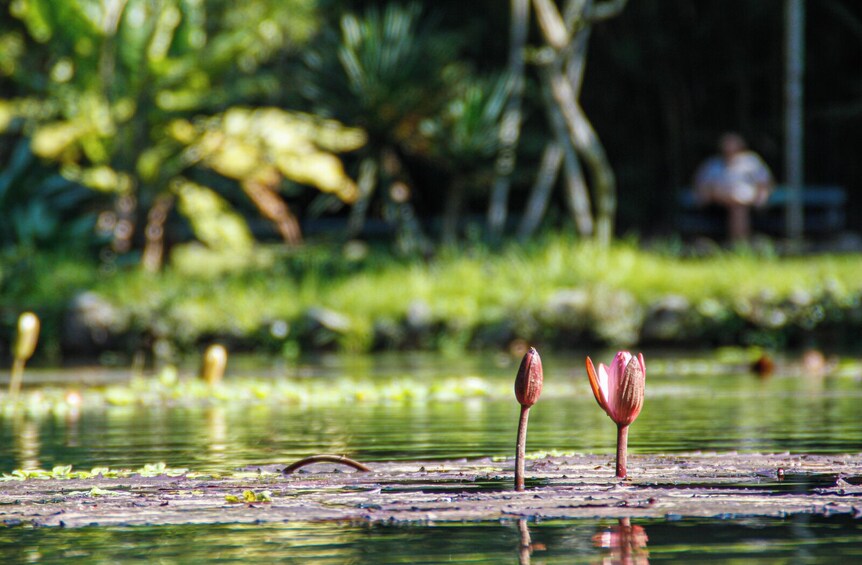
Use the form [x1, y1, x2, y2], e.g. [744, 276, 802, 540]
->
[1, 462, 190, 481]
[0, 0, 363, 260]
[225, 490, 273, 503]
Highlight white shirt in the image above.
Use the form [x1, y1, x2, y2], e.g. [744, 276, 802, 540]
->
[695, 151, 773, 205]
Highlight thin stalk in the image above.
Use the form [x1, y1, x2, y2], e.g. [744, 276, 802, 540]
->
[515, 404, 531, 491]
[9, 358, 25, 399]
[616, 424, 629, 478]
[282, 454, 370, 475]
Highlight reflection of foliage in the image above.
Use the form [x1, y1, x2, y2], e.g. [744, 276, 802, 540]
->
[0, 0, 362, 268]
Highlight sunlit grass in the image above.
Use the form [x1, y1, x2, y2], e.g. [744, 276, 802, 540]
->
[5, 234, 862, 354]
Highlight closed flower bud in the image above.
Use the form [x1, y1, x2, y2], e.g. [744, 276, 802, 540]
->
[201, 344, 228, 385]
[14, 312, 40, 362]
[514, 347, 543, 408]
[586, 351, 646, 478]
[586, 351, 646, 427]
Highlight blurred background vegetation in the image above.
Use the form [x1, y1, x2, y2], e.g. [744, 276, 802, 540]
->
[1, 0, 861, 361]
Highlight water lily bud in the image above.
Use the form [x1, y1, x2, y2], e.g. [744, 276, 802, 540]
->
[14, 312, 40, 362]
[514, 347, 543, 408]
[587, 351, 646, 478]
[586, 351, 646, 427]
[201, 344, 228, 385]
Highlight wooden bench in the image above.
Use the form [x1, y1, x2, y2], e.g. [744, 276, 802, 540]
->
[677, 185, 847, 237]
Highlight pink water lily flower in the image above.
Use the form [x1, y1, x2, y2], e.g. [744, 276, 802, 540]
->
[586, 351, 645, 427]
[585, 351, 646, 478]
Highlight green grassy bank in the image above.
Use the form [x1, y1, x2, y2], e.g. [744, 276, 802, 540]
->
[2, 236, 862, 361]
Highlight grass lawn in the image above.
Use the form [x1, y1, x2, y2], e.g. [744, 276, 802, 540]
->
[3, 235, 861, 357]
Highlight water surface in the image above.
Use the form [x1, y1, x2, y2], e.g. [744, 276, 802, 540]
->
[1, 352, 860, 471]
[1, 352, 861, 562]
[2, 516, 861, 563]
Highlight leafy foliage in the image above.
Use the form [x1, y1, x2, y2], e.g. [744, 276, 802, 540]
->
[422, 73, 512, 172]
[302, 3, 513, 246]
[304, 3, 459, 147]
[171, 107, 366, 203]
[2, 462, 189, 481]
[225, 490, 273, 503]
[0, 139, 103, 249]
[0, 0, 362, 263]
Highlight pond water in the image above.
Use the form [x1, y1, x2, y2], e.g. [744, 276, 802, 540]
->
[1, 351, 861, 561]
[1, 351, 861, 471]
[3, 516, 862, 563]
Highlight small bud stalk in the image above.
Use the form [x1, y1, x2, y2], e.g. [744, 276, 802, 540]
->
[515, 404, 530, 491]
[514, 348, 543, 492]
[586, 351, 646, 479]
[9, 312, 40, 400]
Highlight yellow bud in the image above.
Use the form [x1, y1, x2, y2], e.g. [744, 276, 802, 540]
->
[201, 344, 228, 385]
[14, 312, 40, 362]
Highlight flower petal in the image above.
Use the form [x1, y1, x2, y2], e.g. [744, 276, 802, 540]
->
[585, 356, 610, 414]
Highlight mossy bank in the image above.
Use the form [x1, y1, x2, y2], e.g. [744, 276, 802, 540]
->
[3, 236, 862, 362]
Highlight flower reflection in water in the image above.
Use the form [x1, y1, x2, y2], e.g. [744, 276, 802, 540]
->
[593, 518, 649, 565]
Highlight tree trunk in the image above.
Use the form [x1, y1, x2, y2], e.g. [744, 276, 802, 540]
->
[442, 180, 466, 246]
[141, 192, 174, 273]
[518, 142, 562, 240]
[784, 0, 805, 240]
[111, 192, 136, 255]
[571, 102, 616, 245]
[380, 147, 430, 256]
[347, 157, 378, 238]
[487, 0, 530, 242]
[540, 69, 593, 236]
[545, 49, 616, 246]
[532, 0, 626, 246]
[242, 167, 303, 246]
[560, 143, 594, 236]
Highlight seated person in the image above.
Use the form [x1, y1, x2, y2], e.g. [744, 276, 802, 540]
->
[694, 133, 774, 241]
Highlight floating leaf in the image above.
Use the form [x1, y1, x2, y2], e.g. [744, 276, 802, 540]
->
[89, 486, 118, 497]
